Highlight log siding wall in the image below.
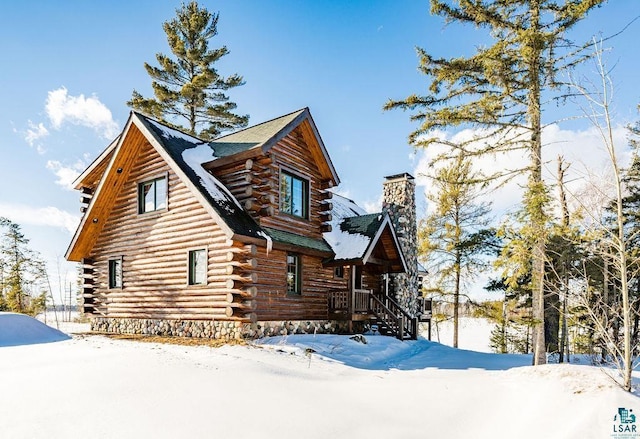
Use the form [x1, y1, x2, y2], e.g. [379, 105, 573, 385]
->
[89, 140, 250, 321]
[252, 247, 348, 321]
[209, 125, 346, 321]
[84, 123, 378, 325]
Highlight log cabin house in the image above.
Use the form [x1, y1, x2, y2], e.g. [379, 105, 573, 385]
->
[66, 108, 431, 340]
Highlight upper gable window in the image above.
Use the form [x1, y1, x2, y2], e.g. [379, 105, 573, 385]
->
[138, 176, 167, 214]
[280, 171, 309, 219]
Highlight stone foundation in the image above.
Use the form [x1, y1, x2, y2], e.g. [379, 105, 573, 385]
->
[90, 317, 362, 340]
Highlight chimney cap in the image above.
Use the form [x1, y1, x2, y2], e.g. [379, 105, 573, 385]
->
[384, 172, 415, 182]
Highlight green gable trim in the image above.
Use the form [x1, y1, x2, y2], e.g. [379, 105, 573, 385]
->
[264, 227, 333, 254]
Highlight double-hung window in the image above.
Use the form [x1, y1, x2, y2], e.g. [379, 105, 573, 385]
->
[138, 176, 167, 214]
[108, 257, 122, 289]
[286, 253, 302, 295]
[188, 249, 207, 286]
[280, 171, 309, 219]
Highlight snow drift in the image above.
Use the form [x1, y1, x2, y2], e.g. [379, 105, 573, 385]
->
[0, 312, 70, 347]
[0, 319, 638, 438]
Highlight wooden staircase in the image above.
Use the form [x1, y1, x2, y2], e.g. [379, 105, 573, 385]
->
[369, 293, 418, 340]
[327, 289, 419, 340]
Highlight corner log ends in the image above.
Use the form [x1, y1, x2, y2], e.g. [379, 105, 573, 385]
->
[223, 242, 259, 321]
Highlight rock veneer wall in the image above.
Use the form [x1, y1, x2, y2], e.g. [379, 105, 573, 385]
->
[382, 173, 419, 316]
[91, 317, 356, 340]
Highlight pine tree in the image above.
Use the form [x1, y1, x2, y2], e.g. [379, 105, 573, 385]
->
[128, 1, 248, 140]
[0, 218, 47, 316]
[420, 154, 495, 348]
[385, 0, 606, 365]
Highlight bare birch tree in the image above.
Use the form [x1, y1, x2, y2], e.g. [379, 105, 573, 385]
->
[570, 40, 637, 391]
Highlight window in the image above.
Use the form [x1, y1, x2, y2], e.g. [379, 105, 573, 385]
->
[334, 266, 344, 279]
[108, 257, 122, 289]
[188, 249, 207, 285]
[280, 171, 309, 219]
[138, 176, 167, 214]
[286, 253, 302, 295]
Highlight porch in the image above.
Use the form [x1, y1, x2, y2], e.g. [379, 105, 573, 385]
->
[328, 289, 432, 340]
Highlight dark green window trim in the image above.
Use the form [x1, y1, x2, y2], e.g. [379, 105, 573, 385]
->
[108, 257, 122, 289]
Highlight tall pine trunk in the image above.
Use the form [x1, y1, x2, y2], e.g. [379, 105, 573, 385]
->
[454, 250, 461, 348]
[527, 0, 547, 366]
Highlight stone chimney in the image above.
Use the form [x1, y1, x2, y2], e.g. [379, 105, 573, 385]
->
[382, 173, 418, 316]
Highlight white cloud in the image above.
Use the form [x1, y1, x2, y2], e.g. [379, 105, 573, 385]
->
[363, 194, 384, 213]
[45, 87, 119, 139]
[0, 203, 79, 234]
[413, 123, 631, 216]
[46, 159, 86, 190]
[24, 120, 50, 150]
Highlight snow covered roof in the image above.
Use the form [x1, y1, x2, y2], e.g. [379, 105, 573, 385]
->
[324, 194, 407, 272]
[67, 110, 404, 269]
[139, 115, 268, 242]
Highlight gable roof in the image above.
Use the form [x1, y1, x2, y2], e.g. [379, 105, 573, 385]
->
[66, 109, 405, 272]
[324, 194, 407, 272]
[66, 112, 271, 261]
[72, 135, 120, 190]
[204, 108, 340, 186]
[210, 108, 305, 157]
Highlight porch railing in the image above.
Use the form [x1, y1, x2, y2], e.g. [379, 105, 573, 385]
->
[353, 289, 370, 313]
[328, 290, 349, 311]
[328, 289, 371, 314]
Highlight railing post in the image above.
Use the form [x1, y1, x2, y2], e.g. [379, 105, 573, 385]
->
[397, 315, 404, 340]
[350, 288, 355, 315]
[412, 317, 418, 340]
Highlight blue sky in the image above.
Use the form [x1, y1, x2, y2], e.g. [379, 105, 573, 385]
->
[1, 1, 639, 300]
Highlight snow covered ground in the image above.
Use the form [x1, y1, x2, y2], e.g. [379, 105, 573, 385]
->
[429, 316, 495, 353]
[1, 312, 639, 439]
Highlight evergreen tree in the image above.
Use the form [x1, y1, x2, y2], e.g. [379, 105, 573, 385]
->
[385, 0, 605, 365]
[419, 154, 495, 348]
[0, 218, 47, 316]
[128, 1, 248, 140]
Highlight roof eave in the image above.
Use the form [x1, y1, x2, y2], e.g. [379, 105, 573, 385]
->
[361, 214, 408, 273]
[66, 116, 135, 261]
[72, 134, 121, 190]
